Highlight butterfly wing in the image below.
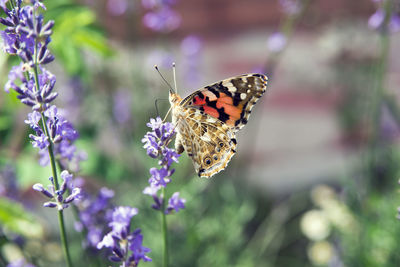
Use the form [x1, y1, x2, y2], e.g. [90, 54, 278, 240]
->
[180, 74, 268, 131]
[174, 107, 237, 178]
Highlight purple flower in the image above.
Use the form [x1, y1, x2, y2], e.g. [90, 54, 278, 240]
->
[0, 0, 7, 10]
[31, 0, 46, 10]
[113, 89, 132, 124]
[181, 35, 203, 89]
[24, 110, 42, 133]
[143, 184, 162, 210]
[181, 35, 202, 56]
[32, 171, 81, 210]
[107, 0, 128, 16]
[97, 232, 115, 249]
[267, 32, 287, 53]
[149, 166, 171, 187]
[166, 192, 186, 214]
[38, 148, 50, 166]
[4, 63, 25, 93]
[143, 7, 181, 32]
[368, 2, 400, 33]
[7, 259, 36, 267]
[128, 229, 152, 265]
[143, 184, 161, 197]
[16, 6, 53, 39]
[369, 9, 385, 29]
[58, 140, 76, 160]
[142, 117, 177, 160]
[0, 164, 19, 200]
[2, 1, 56, 109]
[97, 206, 151, 266]
[1, 30, 17, 54]
[141, 0, 181, 33]
[279, 0, 301, 15]
[146, 116, 163, 131]
[142, 117, 185, 215]
[74, 187, 115, 248]
[109, 206, 138, 236]
[29, 133, 49, 149]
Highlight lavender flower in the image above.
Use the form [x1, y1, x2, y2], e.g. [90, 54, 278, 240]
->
[107, 0, 128, 16]
[0, 164, 19, 200]
[166, 192, 186, 214]
[267, 32, 287, 53]
[97, 206, 152, 266]
[113, 89, 132, 125]
[7, 259, 36, 267]
[32, 170, 81, 210]
[181, 35, 203, 90]
[1, 2, 54, 71]
[142, 117, 186, 214]
[1, 2, 86, 265]
[23, 105, 81, 167]
[279, 0, 301, 15]
[368, 0, 400, 33]
[74, 187, 115, 248]
[141, 0, 181, 32]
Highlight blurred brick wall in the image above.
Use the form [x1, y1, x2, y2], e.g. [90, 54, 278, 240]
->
[92, 0, 375, 41]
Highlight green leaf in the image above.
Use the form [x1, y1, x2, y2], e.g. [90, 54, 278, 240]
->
[0, 198, 44, 239]
[73, 30, 113, 56]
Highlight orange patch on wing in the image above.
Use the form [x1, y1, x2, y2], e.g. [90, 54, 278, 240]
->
[203, 106, 219, 118]
[216, 101, 242, 119]
[217, 94, 233, 105]
[193, 96, 206, 105]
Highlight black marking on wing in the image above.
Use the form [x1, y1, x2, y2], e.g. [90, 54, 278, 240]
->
[204, 95, 230, 123]
[208, 82, 232, 97]
[233, 94, 241, 106]
[218, 108, 230, 123]
[198, 168, 205, 176]
[237, 100, 249, 126]
[207, 86, 220, 98]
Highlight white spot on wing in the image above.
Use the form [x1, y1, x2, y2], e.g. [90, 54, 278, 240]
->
[240, 93, 247, 100]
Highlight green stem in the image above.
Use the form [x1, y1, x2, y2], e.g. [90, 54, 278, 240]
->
[32, 39, 73, 266]
[367, 1, 391, 147]
[161, 187, 169, 267]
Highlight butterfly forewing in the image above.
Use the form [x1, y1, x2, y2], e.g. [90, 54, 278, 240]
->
[181, 74, 268, 131]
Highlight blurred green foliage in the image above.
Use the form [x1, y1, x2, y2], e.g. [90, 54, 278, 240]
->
[45, 0, 113, 77]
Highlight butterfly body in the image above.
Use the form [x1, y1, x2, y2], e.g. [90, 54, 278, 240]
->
[170, 74, 268, 178]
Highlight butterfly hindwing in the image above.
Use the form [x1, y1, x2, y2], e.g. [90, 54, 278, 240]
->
[174, 107, 237, 178]
[181, 74, 268, 131]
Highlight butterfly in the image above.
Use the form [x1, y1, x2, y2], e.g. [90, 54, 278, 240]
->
[169, 73, 268, 178]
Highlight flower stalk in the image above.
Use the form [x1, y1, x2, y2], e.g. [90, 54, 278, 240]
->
[29, 10, 73, 265]
[142, 117, 186, 266]
[161, 186, 169, 267]
[40, 114, 73, 267]
[1, 1, 79, 266]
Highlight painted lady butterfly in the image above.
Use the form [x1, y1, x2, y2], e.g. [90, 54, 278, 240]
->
[169, 73, 268, 178]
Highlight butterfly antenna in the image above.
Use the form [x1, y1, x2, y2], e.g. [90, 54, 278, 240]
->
[172, 62, 178, 93]
[155, 65, 175, 93]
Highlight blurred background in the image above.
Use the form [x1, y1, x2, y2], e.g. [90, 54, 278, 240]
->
[1, 0, 400, 266]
